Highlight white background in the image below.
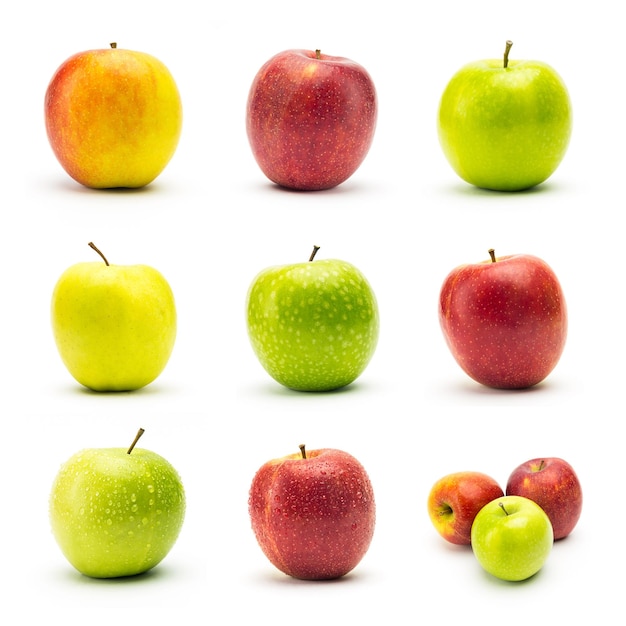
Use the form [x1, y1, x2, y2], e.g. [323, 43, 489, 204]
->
[2, 1, 619, 623]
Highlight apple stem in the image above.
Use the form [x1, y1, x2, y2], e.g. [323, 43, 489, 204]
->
[499, 502, 509, 516]
[299, 444, 307, 459]
[110, 42, 117, 49]
[88, 242, 110, 266]
[309, 245, 320, 262]
[127, 428, 145, 454]
[488, 248, 496, 263]
[503, 40, 513, 68]
[315, 49, 321, 60]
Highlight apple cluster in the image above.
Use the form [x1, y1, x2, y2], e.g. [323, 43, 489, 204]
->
[43, 40, 576, 581]
[427, 458, 582, 581]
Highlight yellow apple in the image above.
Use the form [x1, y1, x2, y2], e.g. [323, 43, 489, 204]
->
[44, 43, 182, 188]
[51, 243, 177, 391]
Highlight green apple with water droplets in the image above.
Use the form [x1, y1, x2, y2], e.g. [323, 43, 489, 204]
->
[246, 246, 379, 391]
[49, 429, 186, 578]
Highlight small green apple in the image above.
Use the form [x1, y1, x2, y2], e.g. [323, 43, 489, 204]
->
[470, 495, 553, 582]
[51, 243, 177, 391]
[246, 246, 379, 391]
[438, 41, 572, 191]
[49, 428, 186, 578]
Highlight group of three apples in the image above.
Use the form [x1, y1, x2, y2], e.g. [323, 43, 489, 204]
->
[45, 41, 572, 580]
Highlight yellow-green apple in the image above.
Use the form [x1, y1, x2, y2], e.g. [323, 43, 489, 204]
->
[51, 242, 177, 391]
[44, 42, 182, 188]
[246, 49, 377, 190]
[506, 457, 582, 540]
[471, 495, 553, 581]
[49, 428, 186, 578]
[439, 249, 567, 389]
[427, 471, 504, 545]
[246, 246, 379, 391]
[438, 40, 572, 191]
[249, 445, 376, 580]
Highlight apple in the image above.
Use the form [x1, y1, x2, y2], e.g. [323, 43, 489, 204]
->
[44, 42, 182, 188]
[438, 40, 572, 191]
[439, 248, 567, 389]
[246, 246, 379, 391]
[249, 444, 375, 580]
[506, 457, 582, 540]
[427, 471, 504, 545]
[51, 242, 177, 391]
[49, 428, 186, 578]
[246, 48, 377, 190]
[471, 495, 553, 582]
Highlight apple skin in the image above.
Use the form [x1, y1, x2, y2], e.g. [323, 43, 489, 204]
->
[439, 250, 567, 389]
[438, 42, 572, 191]
[51, 244, 177, 391]
[471, 495, 553, 582]
[427, 471, 504, 545]
[506, 457, 582, 540]
[49, 433, 186, 578]
[44, 43, 182, 189]
[246, 249, 379, 391]
[249, 446, 375, 580]
[246, 49, 377, 190]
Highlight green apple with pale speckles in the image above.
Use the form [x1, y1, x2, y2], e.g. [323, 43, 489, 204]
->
[246, 246, 379, 391]
[49, 429, 186, 578]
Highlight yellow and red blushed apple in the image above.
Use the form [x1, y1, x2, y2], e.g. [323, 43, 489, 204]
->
[44, 43, 182, 188]
[427, 471, 504, 545]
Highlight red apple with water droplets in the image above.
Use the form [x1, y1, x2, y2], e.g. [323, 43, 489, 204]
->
[506, 457, 582, 540]
[248, 445, 375, 580]
[246, 49, 377, 190]
[439, 249, 567, 389]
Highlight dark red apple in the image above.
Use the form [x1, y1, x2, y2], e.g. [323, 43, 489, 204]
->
[248, 445, 375, 580]
[427, 471, 504, 545]
[439, 249, 567, 389]
[506, 457, 582, 540]
[246, 49, 377, 191]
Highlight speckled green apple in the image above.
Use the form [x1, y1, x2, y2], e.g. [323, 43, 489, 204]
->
[45, 43, 182, 189]
[438, 41, 572, 191]
[246, 247, 379, 391]
[49, 429, 186, 578]
[471, 495, 553, 581]
[249, 445, 376, 580]
[51, 243, 177, 391]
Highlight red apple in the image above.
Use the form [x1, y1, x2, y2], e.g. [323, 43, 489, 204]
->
[506, 457, 582, 540]
[246, 49, 377, 191]
[427, 471, 504, 545]
[44, 43, 182, 189]
[439, 249, 567, 389]
[248, 445, 375, 580]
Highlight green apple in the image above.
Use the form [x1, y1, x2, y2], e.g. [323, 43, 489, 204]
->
[51, 243, 177, 391]
[438, 40, 572, 191]
[470, 495, 553, 582]
[246, 246, 379, 391]
[49, 428, 186, 578]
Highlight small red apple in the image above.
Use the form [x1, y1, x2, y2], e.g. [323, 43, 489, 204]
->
[427, 471, 504, 545]
[439, 249, 567, 389]
[246, 49, 377, 191]
[248, 445, 375, 580]
[506, 457, 582, 540]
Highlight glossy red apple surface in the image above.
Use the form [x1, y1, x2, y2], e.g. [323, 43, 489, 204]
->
[248, 445, 375, 580]
[439, 249, 567, 389]
[506, 457, 582, 540]
[427, 471, 504, 545]
[246, 49, 377, 190]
